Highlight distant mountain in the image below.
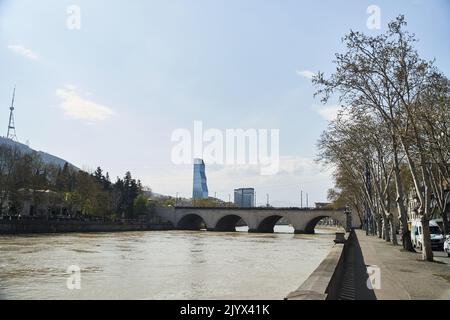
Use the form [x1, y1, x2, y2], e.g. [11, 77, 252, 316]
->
[145, 191, 172, 200]
[0, 136, 79, 170]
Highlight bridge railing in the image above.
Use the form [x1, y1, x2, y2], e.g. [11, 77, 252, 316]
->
[172, 206, 346, 211]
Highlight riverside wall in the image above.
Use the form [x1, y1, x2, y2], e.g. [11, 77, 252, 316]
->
[0, 219, 173, 234]
[285, 230, 354, 300]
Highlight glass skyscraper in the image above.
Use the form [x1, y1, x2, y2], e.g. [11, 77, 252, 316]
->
[192, 158, 209, 199]
[234, 188, 255, 208]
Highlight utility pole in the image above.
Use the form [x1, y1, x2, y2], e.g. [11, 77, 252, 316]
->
[266, 194, 269, 207]
[7, 86, 18, 141]
[300, 190, 303, 208]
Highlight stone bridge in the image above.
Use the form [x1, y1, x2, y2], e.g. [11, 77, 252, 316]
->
[154, 206, 349, 234]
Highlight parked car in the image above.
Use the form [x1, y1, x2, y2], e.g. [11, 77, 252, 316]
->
[444, 235, 450, 257]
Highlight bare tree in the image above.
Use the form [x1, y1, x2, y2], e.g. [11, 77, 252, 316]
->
[314, 16, 449, 260]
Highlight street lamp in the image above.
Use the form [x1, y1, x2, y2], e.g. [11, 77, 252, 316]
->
[344, 205, 352, 232]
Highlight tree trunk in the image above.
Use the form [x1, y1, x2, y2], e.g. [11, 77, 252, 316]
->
[390, 215, 398, 245]
[441, 209, 449, 236]
[421, 217, 434, 261]
[392, 135, 414, 251]
[372, 217, 377, 236]
[376, 217, 382, 238]
[353, 202, 363, 229]
[383, 215, 390, 242]
[402, 230, 414, 252]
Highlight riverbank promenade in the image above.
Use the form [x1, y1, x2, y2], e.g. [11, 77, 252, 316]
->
[355, 230, 450, 300]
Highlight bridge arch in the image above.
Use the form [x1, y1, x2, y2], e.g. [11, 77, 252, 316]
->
[214, 215, 248, 232]
[303, 215, 344, 234]
[253, 215, 284, 233]
[177, 214, 207, 230]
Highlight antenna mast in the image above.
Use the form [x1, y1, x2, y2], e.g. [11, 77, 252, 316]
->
[7, 86, 18, 141]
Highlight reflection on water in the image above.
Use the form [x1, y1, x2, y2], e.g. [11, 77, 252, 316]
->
[0, 226, 336, 300]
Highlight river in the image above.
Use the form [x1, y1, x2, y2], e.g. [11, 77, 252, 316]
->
[0, 226, 337, 299]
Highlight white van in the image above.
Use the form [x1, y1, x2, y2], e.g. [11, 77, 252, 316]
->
[444, 235, 450, 257]
[410, 219, 444, 251]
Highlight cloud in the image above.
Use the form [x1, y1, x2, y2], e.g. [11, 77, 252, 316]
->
[56, 85, 115, 122]
[7, 44, 39, 60]
[296, 70, 316, 79]
[316, 105, 341, 121]
[315, 105, 351, 122]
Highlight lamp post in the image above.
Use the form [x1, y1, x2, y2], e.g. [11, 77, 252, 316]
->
[344, 205, 352, 232]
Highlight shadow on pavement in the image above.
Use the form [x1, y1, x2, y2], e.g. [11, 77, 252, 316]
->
[338, 231, 377, 300]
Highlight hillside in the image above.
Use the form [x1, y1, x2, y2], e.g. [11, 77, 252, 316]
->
[0, 136, 78, 170]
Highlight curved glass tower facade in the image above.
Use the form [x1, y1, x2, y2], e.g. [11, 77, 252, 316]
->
[193, 158, 208, 199]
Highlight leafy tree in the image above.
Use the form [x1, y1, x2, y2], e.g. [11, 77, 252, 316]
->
[0, 145, 150, 221]
[133, 194, 149, 216]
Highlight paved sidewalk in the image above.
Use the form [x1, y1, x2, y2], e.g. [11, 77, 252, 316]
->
[355, 230, 450, 300]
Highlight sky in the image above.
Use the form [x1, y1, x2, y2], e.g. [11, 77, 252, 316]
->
[0, 0, 449, 206]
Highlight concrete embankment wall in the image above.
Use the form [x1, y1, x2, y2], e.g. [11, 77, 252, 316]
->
[0, 220, 173, 235]
[285, 230, 356, 300]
